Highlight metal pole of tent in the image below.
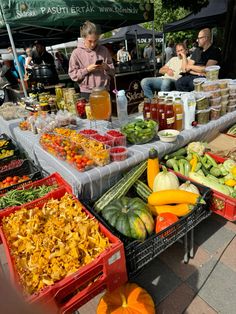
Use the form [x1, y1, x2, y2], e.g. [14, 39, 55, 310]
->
[152, 21, 157, 77]
[162, 32, 165, 66]
[135, 30, 139, 59]
[5, 23, 28, 98]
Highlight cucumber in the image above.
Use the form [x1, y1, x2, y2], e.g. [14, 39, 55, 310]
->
[133, 180, 152, 201]
[164, 147, 187, 160]
[94, 161, 147, 212]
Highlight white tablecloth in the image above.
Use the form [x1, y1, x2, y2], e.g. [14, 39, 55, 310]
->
[11, 112, 236, 201]
[0, 116, 22, 140]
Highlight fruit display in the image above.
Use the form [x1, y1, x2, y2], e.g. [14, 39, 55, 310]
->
[110, 146, 128, 161]
[40, 133, 94, 171]
[0, 184, 57, 210]
[121, 119, 158, 144]
[2, 193, 110, 295]
[106, 130, 126, 146]
[101, 196, 154, 240]
[97, 283, 155, 314]
[0, 175, 30, 189]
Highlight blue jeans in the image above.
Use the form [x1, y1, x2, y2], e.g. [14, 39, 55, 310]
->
[175, 74, 204, 92]
[141, 77, 176, 98]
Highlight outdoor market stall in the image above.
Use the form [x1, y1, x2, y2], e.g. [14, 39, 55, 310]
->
[6, 111, 236, 201]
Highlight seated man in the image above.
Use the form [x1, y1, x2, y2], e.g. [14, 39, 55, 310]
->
[141, 43, 187, 99]
[175, 28, 221, 92]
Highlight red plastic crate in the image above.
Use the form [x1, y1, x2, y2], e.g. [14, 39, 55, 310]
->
[0, 173, 72, 215]
[0, 188, 127, 314]
[204, 152, 236, 221]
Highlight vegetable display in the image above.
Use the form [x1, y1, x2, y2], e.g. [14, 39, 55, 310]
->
[121, 119, 157, 144]
[97, 283, 155, 314]
[2, 193, 110, 295]
[0, 184, 58, 209]
[163, 143, 236, 198]
[101, 196, 154, 240]
[153, 166, 179, 192]
[147, 148, 159, 190]
[94, 161, 147, 212]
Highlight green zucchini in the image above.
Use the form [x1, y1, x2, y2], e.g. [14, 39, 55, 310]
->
[133, 180, 152, 201]
[94, 161, 147, 212]
[164, 147, 187, 160]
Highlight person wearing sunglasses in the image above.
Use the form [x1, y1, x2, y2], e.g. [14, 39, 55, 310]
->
[175, 28, 221, 92]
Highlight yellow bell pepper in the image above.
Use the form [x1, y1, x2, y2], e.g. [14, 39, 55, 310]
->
[190, 155, 198, 172]
[231, 166, 236, 177]
[225, 179, 236, 187]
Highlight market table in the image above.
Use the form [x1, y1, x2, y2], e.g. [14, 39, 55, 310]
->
[11, 111, 236, 201]
[0, 116, 22, 140]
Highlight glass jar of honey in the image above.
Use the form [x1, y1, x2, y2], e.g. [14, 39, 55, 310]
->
[89, 87, 111, 120]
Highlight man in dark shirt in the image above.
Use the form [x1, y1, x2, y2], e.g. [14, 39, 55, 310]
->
[175, 28, 221, 92]
[31, 40, 59, 84]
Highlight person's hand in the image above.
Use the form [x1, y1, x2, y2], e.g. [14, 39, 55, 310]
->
[86, 64, 100, 73]
[100, 63, 110, 71]
[179, 51, 187, 59]
[186, 64, 192, 72]
[167, 69, 174, 77]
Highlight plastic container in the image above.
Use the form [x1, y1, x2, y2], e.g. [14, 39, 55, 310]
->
[229, 83, 236, 94]
[116, 90, 129, 126]
[228, 93, 236, 100]
[79, 129, 98, 137]
[91, 133, 114, 147]
[218, 80, 229, 89]
[194, 92, 210, 110]
[228, 99, 236, 106]
[87, 175, 211, 278]
[209, 97, 221, 106]
[221, 102, 228, 116]
[220, 88, 229, 96]
[106, 130, 126, 146]
[205, 65, 220, 81]
[195, 108, 210, 124]
[0, 188, 127, 313]
[221, 94, 229, 102]
[210, 105, 221, 120]
[227, 105, 236, 113]
[193, 77, 206, 92]
[210, 89, 221, 98]
[202, 81, 218, 92]
[110, 146, 128, 161]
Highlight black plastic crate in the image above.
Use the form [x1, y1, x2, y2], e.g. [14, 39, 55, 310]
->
[0, 133, 12, 150]
[0, 159, 43, 194]
[87, 176, 211, 278]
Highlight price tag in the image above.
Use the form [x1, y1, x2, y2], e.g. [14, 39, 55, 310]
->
[108, 250, 121, 265]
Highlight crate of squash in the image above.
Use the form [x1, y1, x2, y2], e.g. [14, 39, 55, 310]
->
[88, 153, 211, 278]
[0, 188, 127, 313]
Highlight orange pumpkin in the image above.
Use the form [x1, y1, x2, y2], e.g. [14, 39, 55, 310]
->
[155, 212, 179, 237]
[96, 283, 155, 314]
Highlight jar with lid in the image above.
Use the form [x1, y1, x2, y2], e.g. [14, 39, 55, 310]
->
[143, 98, 151, 120]
[89, 87, 111, 120]
[173, 97, 183, 131]
[76, 98, 87, 119]
[165, 99, 175, 129]
[150, 98, 158, 121]
[157, 97, 166, 130]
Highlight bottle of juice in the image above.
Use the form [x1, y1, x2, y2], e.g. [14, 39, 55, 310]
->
[150, 98, 158, 121]
[143, 98, 151, 120]
[165, 99, 175, 129]
[157, 97, 166, 130]
[173, 97, 183, 131]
